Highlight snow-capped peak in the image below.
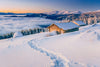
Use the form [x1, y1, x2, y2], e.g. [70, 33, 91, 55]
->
[57, 10, 71, 14]
[94, 10, 100, 12]
[87, 10, 100, 13]
[70, 11, 82, 14]
[45, 10, 70, 15]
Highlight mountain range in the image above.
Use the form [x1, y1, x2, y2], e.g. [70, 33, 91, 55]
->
[1, 10, 100, 15]
[0, 12, 33, 15]
[45, 10, 83, 15]
[2, 10, 100, 21]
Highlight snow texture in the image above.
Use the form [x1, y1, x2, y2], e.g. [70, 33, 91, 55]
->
[28, 37, 89, 67]
[80, 29, 100, 41]
[46, 31, 57, 36]
[0, 33, 52, 67]
[28, 38, 70, 67]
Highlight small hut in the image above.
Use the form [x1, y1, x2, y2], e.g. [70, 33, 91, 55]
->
[47, 22, 79, 34]
[72, 21, 86, 26]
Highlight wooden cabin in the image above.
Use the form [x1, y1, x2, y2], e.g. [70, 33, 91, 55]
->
[47, 22, 79, 34]
[72, 21, 86, 26]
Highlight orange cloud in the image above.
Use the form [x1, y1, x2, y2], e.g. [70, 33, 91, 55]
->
[0, 9, 47, 13]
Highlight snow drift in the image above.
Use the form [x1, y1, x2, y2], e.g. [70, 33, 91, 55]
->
[80, 29, 100, 41]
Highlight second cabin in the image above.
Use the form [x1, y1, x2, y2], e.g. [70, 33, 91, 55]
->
[47, 22, 79, 34]
[73, 21, 86, 26]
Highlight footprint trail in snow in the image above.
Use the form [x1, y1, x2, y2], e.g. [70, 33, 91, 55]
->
[28, 37, 94, 67]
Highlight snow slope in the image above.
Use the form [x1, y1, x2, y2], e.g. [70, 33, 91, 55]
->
[37, 23, 100, 67]
[0, 23, 100, 67]
[0, 33, 52, 67]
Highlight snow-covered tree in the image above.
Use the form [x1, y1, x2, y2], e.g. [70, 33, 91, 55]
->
[13, 31, 23, 38]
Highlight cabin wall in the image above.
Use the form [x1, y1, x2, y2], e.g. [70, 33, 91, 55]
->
[80, 25, 86, 27]
[48, 24, 64, 34]
[60, 29, 65, 34]
[65, 28, 79, 33]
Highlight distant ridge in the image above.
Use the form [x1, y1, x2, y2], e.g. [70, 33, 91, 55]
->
[0, 12, 33, 15]
[45, 10, 83, 15]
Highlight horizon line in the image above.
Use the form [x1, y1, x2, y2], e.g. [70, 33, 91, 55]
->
[0, 9, 99, 14]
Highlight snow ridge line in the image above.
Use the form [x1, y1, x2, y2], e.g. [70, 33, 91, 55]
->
[28, 37, 70, 67]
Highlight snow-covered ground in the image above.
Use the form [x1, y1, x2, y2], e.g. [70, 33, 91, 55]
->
[38, 24, 100, 67]
[0, 33, 52, 67]
[0, 16, 100, 67]
[0, 15, 57, 35]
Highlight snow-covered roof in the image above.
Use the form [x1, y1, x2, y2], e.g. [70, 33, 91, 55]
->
[39, 24, 51, 28]
[74, 21, 86, 26]
[54, 22, 79, 30]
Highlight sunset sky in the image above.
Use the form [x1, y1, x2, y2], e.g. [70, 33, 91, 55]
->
[0, 0, 100, 13]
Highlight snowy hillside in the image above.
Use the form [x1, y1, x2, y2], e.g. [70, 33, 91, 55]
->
[38, 23, 100, 67]
[0, 23, 100, 67]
